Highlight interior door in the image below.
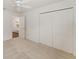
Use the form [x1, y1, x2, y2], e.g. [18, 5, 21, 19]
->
[19, 16, 26, 40]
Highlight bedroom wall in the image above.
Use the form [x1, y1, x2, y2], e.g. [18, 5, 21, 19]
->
[3, 9, 18, 41]
[24, 0, 75, 55]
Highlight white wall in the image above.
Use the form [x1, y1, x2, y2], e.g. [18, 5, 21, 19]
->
[24, 0, 75, 55]
[3, 9, 18, 41]
[25, 10, 40, 42]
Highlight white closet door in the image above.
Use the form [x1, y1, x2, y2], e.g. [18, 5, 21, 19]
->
[53, 8, 74, 53]
[40, 13, 54, 47]
[40, 8, 74, 53]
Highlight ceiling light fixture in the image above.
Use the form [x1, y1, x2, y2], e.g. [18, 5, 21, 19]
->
[16, 0, 22, 6]
[10, 0, 32, 9]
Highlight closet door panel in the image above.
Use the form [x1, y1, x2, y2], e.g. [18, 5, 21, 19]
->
[54, 8, 74, 53]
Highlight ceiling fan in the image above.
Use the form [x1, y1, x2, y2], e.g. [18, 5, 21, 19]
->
[9, 0, 32, 9]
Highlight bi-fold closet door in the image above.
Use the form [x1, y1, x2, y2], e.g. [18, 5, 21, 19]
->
[39, 7, 74, 52]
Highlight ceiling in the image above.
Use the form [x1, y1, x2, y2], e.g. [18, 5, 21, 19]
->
[3, 0, 64, 12]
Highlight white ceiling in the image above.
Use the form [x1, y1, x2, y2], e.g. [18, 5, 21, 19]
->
[3, 0, 64, 12]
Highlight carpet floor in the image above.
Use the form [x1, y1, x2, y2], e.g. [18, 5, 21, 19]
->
[3, 38, 75, 59]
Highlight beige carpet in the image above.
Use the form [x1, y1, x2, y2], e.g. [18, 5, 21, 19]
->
[3, 38, 75, 59]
